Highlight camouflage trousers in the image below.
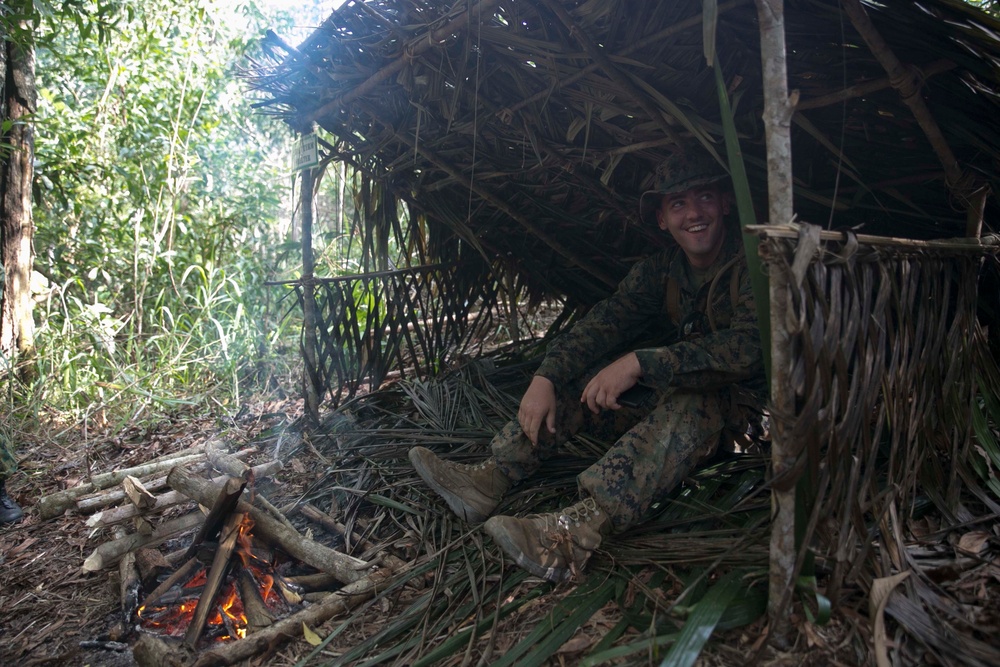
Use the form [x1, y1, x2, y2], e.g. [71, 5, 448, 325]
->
[491, 379, 735, 532]
[0, 432, 16, 480]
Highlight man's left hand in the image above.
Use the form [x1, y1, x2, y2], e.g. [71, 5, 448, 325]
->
[581, 353, 642, 413]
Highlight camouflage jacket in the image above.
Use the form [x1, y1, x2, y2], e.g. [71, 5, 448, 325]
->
[535, 228, 766, 405]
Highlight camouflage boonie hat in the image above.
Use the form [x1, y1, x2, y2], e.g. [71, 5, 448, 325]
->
[639, 150, 729, 225]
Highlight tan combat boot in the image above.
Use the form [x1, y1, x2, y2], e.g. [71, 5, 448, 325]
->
[409, 446, 511, 523]
[483, 497, 611, 583]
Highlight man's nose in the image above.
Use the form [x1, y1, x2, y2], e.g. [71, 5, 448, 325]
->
[687, 199, 704, 219]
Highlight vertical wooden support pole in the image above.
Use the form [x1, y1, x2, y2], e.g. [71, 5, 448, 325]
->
[755, 0, 797, 645]
[301, 167, 321, 424]
[756, 0, 795, 228]
[766, 255, 795, 646]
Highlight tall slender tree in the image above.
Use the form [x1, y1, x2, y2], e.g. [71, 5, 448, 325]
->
[0, 0, 36, 380]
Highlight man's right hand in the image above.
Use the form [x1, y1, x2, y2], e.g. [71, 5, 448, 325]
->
[518, 375, 557, 446]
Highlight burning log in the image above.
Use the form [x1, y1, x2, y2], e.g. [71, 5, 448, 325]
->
[136, 547, 172, 591]
[182, 477, 246, 561]
[39, 450, 209, 519]
[237, 570, 274, 633]
[86, 461, 282, 529]
[116, 526, 141, 627]
[83, 512, 204, 572]
[205, 440, 298, 532]
[190, 565, 407, 667]
[167, 466, 372, 585]
[184, 512, 245, 648]
[142, 556, 201, 609]
[123, 475, 157, 509]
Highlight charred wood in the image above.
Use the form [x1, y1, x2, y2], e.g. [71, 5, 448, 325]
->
[141, 556, 201, 609]
[238, 569, 274, 634]
[167, 466, 371, 584]
[115, 526, 141, 629]
[184, 512, 244, 648]
[182, 476, 245, 561]
[135, 548, 172, 591]
[192, 565, 405, 667]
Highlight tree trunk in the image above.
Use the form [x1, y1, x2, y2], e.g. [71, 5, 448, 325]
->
[0, 1, 37, 379]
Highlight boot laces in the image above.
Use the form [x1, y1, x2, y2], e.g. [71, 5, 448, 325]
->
[451, 457, 496, 472]
[557, 497, 601, 530]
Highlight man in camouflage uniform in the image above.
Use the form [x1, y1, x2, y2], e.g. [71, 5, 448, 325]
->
[410, 149, 765, 582]
[1, 431, 23, 523]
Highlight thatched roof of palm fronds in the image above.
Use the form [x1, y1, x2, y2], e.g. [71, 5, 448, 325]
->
[248, 0, 1000, 309]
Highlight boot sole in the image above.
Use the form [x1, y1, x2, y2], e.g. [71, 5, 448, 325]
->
[483, 516, 569, 583]
[408, 448, 491, 524]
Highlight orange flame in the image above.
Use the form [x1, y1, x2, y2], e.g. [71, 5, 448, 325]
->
[139, 513, 277, 643]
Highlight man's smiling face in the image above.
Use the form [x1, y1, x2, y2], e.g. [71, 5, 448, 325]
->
[655, 184, 730, 269]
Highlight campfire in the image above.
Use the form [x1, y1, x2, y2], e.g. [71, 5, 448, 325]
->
[39, 439, 411, 666]
[137, 513, 279, 644]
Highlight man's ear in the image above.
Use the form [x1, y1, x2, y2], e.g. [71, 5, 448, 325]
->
[655, 204, 669, 231]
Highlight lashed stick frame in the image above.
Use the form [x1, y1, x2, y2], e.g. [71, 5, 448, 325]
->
[754, 222, 999, 639]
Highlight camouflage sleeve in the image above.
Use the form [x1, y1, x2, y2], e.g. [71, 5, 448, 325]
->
[633, 263, 763, 391]
[535, 255, 666, 386]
